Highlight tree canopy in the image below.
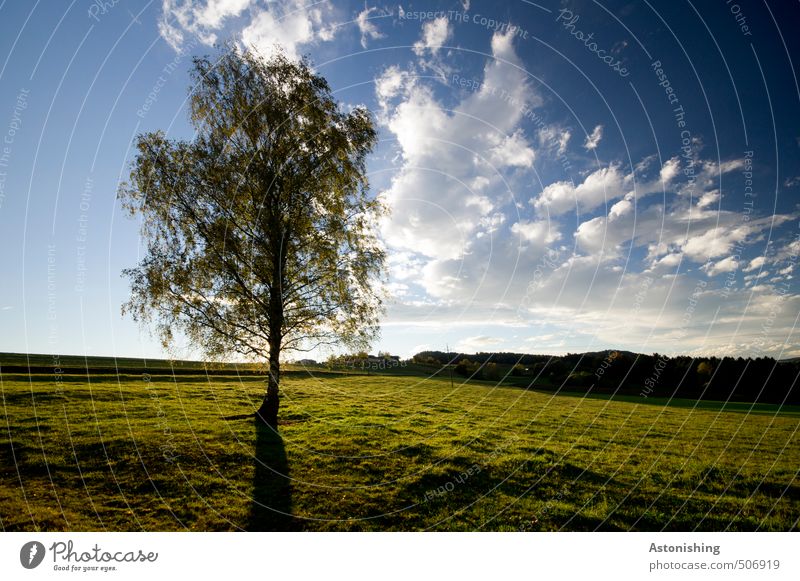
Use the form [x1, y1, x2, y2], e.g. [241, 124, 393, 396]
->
[120, 47, 386, 425]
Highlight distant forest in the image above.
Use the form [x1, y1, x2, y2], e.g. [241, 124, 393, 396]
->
[412, 350, 800, 405]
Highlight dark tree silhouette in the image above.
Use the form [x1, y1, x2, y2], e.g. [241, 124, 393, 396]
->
[120, 47, 386, 426]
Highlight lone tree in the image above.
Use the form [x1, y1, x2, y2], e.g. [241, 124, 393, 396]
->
[120, 47, 386, 427]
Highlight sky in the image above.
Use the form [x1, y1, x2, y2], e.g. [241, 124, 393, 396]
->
[1, 0, 799, 362]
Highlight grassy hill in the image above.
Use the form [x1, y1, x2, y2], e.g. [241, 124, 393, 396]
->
[0, 351, 265, 375]
[1, 358, 798, 531]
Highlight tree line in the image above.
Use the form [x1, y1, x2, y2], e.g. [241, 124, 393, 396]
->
[412, 350, 800, 405]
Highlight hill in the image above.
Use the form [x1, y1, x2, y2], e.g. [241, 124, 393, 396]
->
[0, 351, 263, 376]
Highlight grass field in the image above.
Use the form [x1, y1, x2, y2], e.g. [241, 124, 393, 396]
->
[1, 356, 798, 531]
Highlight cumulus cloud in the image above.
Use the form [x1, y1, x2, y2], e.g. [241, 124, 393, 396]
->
[510, 220, 560, 245]
[704, 256, 739, 276]
[488, 130, 535, 168]
[240, 1, 336, 59]
[680, 222, 753, 261]
[159, 0, 253, 48]
[159, 0, 337, 58]
[534, 164, 626, 216]
[516, 250, 800, 357]
[743, 256, 766, 272]
[659, 157, 680, 183]
[156, 3, 800, 359]
[575, 195, 791, 267]
[375, 65, 409, 109]
[532, 155, 682, 219]
[379, 28, 539, 263]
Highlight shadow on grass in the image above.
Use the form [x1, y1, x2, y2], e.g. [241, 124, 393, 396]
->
[392, 455, 635, 531]
[247, 419, 297, 531]
[511, 386, 800, 416]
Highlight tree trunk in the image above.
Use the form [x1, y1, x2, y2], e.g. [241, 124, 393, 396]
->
[257, 247, 285, 427]
[257, 225, 286, 428]
[256, 344, 280, 427]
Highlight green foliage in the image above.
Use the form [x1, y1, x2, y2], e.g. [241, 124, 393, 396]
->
[483, 362, 500, 380]
[569, 371, 594, 387]
[697, 361, 713, 376]
[327, 352, 368, 369]
[454, 358, 480, 378]
[414, 350, 800, 404]
[119, 47, 386, 363]
[453, 359, 501, 380]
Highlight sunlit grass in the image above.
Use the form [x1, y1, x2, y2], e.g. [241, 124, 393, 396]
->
[1, 367, 797, 531]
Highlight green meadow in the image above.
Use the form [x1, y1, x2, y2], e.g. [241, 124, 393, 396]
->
[1, 355, 798, 531]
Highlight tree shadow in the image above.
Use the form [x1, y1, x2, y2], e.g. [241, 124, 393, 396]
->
[247, 419, 297, 531]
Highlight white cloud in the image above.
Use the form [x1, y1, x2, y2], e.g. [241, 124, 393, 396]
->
[375, 65, 408, 108]
[676, 158, 745, 199]
[241, 1, 336, 60]
[379, 28, 539, 262]
[489, 130, 535, 168]
[159, 0, 337, 59]
[704, 256, 739, 276]
[386, 281, 410, 297]
[510, 220, 560, 244]
[516, 251, 800, 357]
[557, 131, 570, 155]
[744, 271, 769, 283]
[153, 5, 800, 360]
[583, 124, 603, 150]
[653, 252, 683, 270]
[659, 157, 680, 183]
[534, 164, 625, 215]
[241, 9, 310, 59]
[574, 194, 637, 256]
[356, 5, 385, 48]
[159, 0, 253, 49]
[570, 166, 794, 268]
[681, 225, 749, 261]
[458, 335, 504, 351]
[538, 126, 571, 156]
[413, 16, 450, 56]
[743, 256, 766, 272]
[620, 155, 681, 200]
[696, 189, 720, 209]
[387, 251, 425, 281]
[197, 0, 251, 27]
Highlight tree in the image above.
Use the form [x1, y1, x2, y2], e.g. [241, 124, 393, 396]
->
[119, 47, 386, 427]
[697, 361, 713, 376]
[483, 362, 500, 381]
[455, 359, 481, 379]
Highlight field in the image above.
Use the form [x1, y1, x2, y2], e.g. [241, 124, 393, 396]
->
[1, 354, 798, 531]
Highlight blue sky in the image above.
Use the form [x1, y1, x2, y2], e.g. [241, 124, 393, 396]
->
[1, 0, 799, 361]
